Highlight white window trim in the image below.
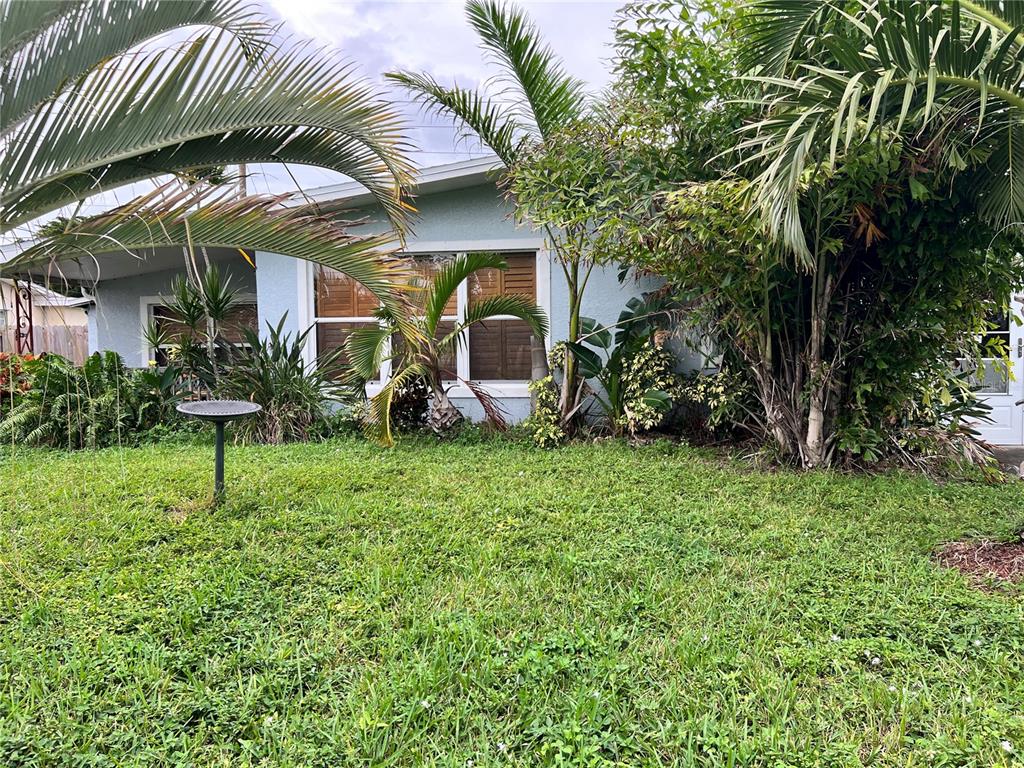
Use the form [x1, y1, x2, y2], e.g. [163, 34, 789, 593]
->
[139, 293, 258, 368]
[305, 239, 550, 399]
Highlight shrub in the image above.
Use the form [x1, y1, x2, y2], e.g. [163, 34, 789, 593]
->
[677, 369, 752, 437]
[0, 352, 34, 420]
[522, 376, 565, 448]
[215, 318, 352, 444]
[0, 352, 176, 449]
[616, 336, 679, 436]
[561, 295, 683, 438]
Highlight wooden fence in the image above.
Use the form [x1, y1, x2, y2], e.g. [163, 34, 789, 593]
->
[0, 325, 88, 364]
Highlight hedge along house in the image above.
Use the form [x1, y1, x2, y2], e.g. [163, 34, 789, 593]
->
[7, 156, 1023, 444]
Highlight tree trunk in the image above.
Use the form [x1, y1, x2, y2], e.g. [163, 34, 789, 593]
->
[559, 269, 582, 431]
[205, 315, 219, 383]
[803, 269, 832, 468]
[530, 334, 549, 409]
[428, 388, 463, 435]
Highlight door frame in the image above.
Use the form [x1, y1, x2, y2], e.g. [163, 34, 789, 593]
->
[975, 294, 1024, 446]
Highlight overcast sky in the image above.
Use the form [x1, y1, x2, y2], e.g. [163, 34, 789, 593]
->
[249, 0, 621, 194]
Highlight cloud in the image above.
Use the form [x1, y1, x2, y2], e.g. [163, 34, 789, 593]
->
[261, 0, 618, 165]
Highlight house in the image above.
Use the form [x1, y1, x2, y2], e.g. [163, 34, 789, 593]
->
[0, 277, 91, 362]
[4, 157, 1022, 445]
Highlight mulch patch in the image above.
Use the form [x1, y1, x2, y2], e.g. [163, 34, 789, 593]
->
[935, 536, 1024, 585]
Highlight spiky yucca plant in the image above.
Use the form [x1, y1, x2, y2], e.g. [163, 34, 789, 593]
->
[216, 317, 353, 445]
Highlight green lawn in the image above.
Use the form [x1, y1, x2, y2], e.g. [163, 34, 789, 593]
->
[1, 437, 1023, 767]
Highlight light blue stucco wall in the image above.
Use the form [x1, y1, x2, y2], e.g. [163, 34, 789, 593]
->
[91, 261, 257, 368]
[254, 250, 300, 339]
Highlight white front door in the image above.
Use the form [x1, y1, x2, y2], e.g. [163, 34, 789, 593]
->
[974, 295, 1024, 446]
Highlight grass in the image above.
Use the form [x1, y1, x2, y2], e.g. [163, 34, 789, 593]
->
[1, 436, 1023, 767]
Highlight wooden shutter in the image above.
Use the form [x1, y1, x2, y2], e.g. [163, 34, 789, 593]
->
[468, 253, 536, 380]
[315, 321, 382, 378]
[315, 267, 379, 318]
[220, 304, 258, 343]
[154, 303, 256, 344]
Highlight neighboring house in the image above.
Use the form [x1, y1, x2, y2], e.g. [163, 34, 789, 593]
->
[4, 157, 1022, 444]
[0, 278, 91, 362]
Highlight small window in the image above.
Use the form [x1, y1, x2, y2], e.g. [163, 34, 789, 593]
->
[958, 313, 1011, 394]
[151, 302, 257, 366]
[313, 265, 382, 375]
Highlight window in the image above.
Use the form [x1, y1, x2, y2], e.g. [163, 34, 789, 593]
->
[468, 253, 536, 380]
[312, 250, 540, 385]
[149, 301, 257, 366]
[957, 312, 1011, 394]
[313, 264, 381, 373]
[976, 313, 1012, 394]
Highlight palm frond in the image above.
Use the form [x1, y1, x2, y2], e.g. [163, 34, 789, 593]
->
[344, 324, 392, 382]
[465, 0, 588, 139]
[2, 26, 412, 230]
[0, 1, 66, 60]
[0, 0, 267, 135]
[421, 252, 509, 333]
[460, 294, 549, 339]
[363, 361, 430, 446]
[385, 70, 522, 166]
[2, 183, 411, 312]
[739, 0, 1024, 257]
[737, 0, 840, 75]
[460, 377, 508, 430]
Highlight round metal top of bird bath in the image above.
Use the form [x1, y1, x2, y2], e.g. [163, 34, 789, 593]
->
[176, 400, 262, 423]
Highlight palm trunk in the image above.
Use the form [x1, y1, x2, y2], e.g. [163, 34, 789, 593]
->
[428, 386, 462, 435]
[803, 266, 831, 468]
[559, 263, 581, 430]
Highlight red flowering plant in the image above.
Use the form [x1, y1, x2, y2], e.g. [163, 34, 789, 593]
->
[0, 352, 35, 419]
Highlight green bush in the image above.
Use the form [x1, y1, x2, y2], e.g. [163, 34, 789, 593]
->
[215, 317, 353, 444]
[0, 352, 179, 449]
[522, 376, 565, 448]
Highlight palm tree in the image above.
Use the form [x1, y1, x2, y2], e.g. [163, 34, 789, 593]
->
[386, 0, 591, 429]
[736, 0, 1023, 262]
[1, 0, 413, 306]
[346, 253, 548, 445]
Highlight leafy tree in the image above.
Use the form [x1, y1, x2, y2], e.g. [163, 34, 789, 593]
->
[387, 0, 593, 431]
[610, 0, 749, 184]
[604, 0, 1024, 467]
[346, 253, 548, 445]
[1, 0, 413, 308]
[630, 133, 1021, 467]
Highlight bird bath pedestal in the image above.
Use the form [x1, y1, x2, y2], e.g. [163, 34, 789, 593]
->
[176, 400, 262, 502]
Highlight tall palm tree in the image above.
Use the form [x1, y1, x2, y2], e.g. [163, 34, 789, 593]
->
[386, 0, 591, 428]
[0, 0, 414, 305]
[346, 253, 548, 445]
[737, 0, 1023, 262]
